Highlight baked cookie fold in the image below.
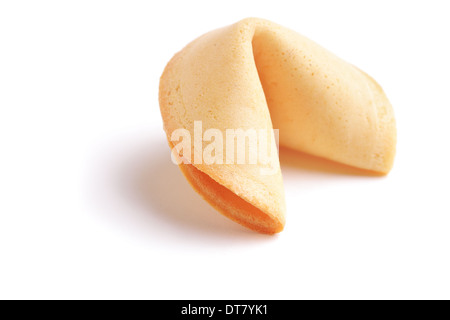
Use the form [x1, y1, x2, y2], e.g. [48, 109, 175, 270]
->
[159, 18, 396, 234]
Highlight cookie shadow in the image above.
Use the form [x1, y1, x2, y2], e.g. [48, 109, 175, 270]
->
[96, 134, 383, 243]
[117, 136, 270, 242]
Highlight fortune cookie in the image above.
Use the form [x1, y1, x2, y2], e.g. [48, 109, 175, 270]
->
[159, 18, 396, 234]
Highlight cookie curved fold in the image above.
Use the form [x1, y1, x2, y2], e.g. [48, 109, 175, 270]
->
[159, 18, 396, 234]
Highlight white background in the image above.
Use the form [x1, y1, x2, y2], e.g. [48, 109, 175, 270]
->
[1, 0, 449, 300]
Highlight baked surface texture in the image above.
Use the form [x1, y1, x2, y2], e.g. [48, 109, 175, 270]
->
[159, 18, 396, 234]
